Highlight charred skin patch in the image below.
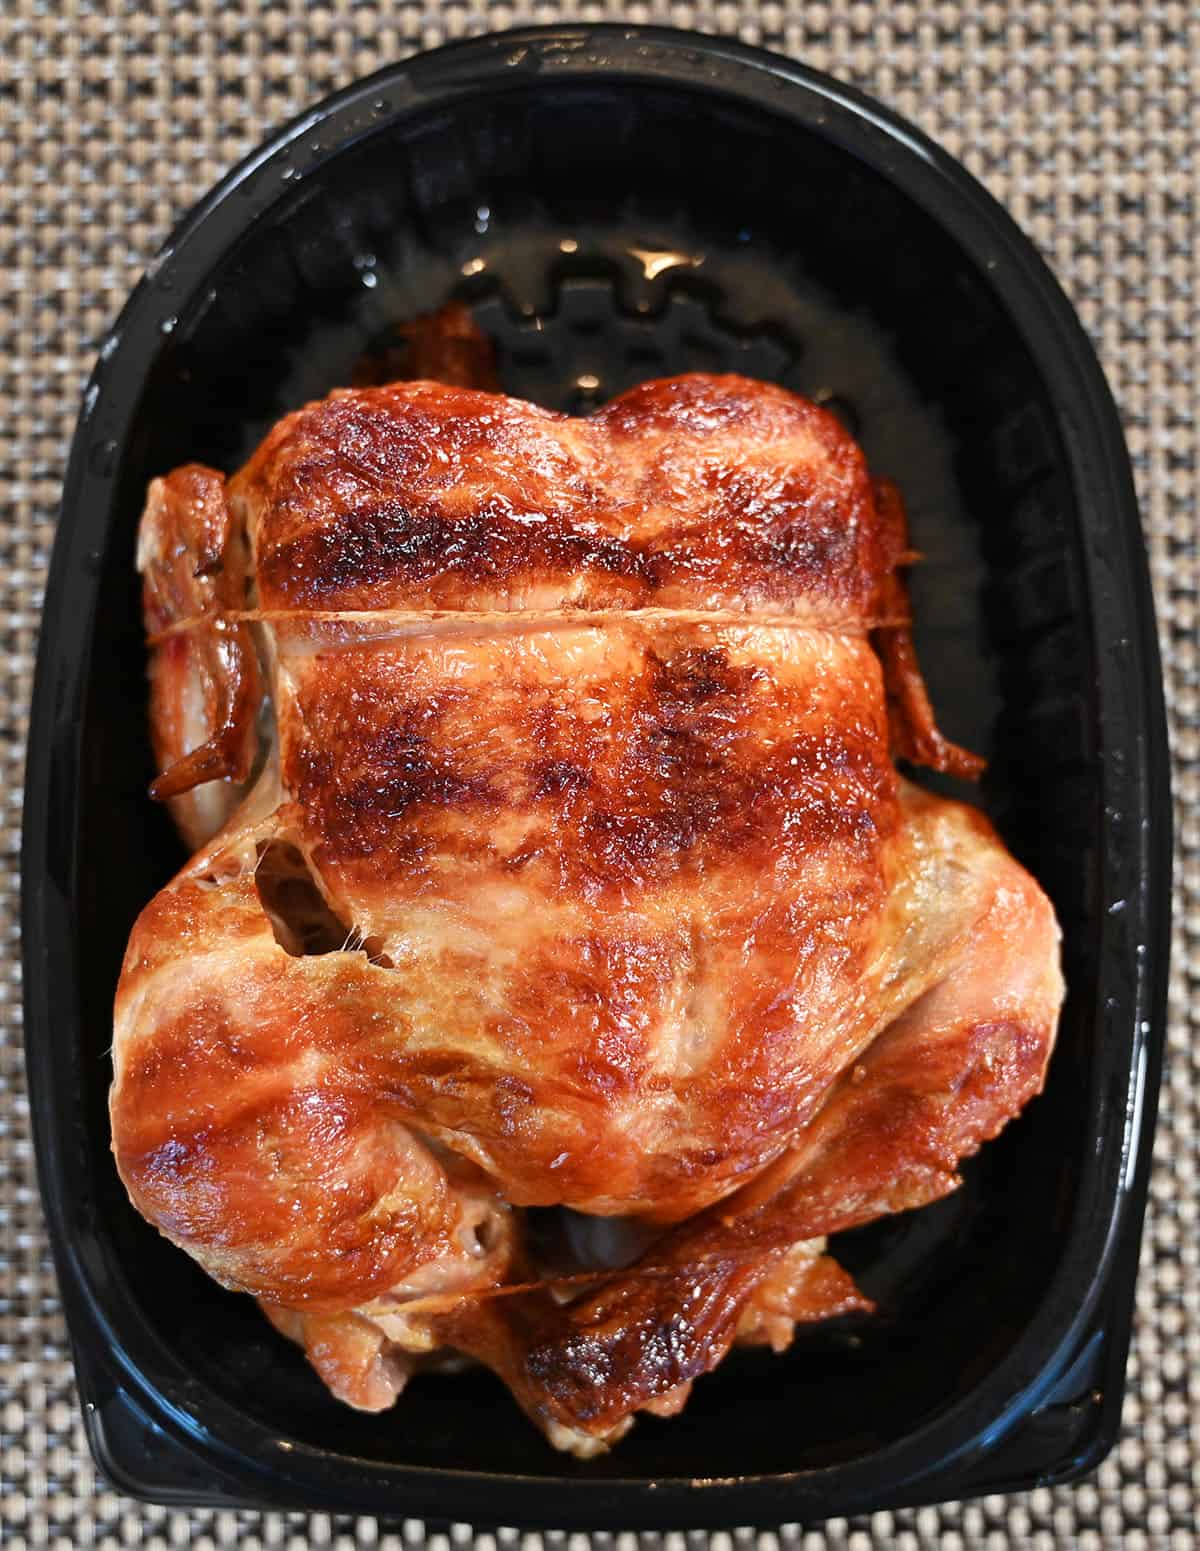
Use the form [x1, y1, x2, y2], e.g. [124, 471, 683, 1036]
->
[260, 500, 652, 608]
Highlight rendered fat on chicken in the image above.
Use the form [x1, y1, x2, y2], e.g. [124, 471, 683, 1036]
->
[111, 322, 1064, 1454]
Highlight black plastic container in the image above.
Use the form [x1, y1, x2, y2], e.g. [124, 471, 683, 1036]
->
[23, 26, 1170, 1528]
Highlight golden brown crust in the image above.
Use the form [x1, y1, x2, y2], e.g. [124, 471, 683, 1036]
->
[421, 785, 1060, 1446]
[113, 368, 1063, 1453]
[232, 374, 887, 618]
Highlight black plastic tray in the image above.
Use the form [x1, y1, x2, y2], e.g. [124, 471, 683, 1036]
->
[22, 25, 1171, 1529]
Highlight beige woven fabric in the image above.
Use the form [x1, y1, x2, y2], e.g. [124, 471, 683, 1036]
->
[1, 1, 1196, 1546]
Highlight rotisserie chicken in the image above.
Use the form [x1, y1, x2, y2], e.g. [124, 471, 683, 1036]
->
[111, 328, 1063, 1455]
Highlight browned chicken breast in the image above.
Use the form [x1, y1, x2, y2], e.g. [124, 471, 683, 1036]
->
[112, 357, 1063, 1455]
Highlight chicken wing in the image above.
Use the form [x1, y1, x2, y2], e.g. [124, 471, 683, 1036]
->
[138, 464, 262, 847]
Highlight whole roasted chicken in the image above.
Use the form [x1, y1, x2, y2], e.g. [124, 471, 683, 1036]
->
[111, 312, 1063, 1454]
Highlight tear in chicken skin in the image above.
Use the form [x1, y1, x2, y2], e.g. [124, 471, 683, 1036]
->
[111, 344, 1063, 1455]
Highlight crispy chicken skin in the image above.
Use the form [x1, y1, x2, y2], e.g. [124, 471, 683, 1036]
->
[112, 362, 1063, 1454]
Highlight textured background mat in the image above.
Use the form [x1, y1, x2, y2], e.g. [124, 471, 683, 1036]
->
[1, 2, 1196, 1546]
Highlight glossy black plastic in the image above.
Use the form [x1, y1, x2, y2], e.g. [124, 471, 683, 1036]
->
[23, 26, 1170, 1527]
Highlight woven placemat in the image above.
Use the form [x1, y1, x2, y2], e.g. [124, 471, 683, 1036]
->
[1, 2, 1195, 1546]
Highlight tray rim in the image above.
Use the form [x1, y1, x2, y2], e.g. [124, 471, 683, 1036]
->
[21, 22, 1172, 1527]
